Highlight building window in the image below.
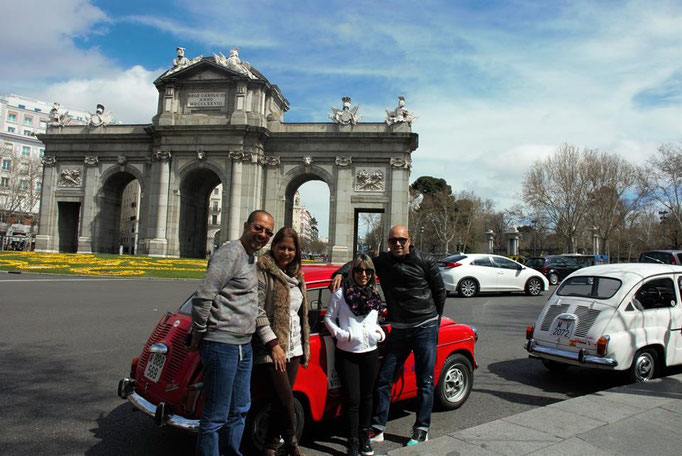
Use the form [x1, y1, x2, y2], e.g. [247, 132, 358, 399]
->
[19, 180, 28, 190]
[1, 177, 9, 188]
[23, 130, 32, 136]
[213, 188, 219, 195]
[3, 142, 12, 152]
[2, 160, 10, 171]
[212, 215, 218, 225]
[212, 201, 218, 211]
[36, 181, 42, 191]
[39, 148, 45, 157]
[34, 108, 42, 112]
[39, 120, 48, 129]
[23, 116, 33, 126]
[18, 104, 25, 109]
[7, 112, 17, 123]
[22, 146, 30, 156]
[7, 126, 16, 133]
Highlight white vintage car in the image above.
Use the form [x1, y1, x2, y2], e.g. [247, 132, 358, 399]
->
[524, 263, 682, 382]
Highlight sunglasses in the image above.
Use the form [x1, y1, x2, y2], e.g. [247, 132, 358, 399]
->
[353, 267, 374, 276]
[388, 237, 409, 245]
[251, 223, 274, 237]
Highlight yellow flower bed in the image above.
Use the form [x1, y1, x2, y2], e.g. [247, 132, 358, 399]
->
[0, 251, 207, 278]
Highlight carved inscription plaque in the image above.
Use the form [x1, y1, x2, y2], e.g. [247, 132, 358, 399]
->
[187, 92, 225, 108]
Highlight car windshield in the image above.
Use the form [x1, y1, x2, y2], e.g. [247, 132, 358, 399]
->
[556, 276, 622, 300]
[178, 294, 194, 315]
[440, 254, 467, 263]
[639, 251, 673, 264]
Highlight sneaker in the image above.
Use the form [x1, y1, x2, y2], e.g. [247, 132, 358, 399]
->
[368, 428, 384, 443]
[359, 430, 374, 456]
[405, 429, 428, 446]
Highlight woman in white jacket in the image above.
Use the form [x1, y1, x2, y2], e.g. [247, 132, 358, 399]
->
[324, 254, 385, 456]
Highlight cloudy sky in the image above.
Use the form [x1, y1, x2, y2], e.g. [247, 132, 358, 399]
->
[2, 0, 680, 236]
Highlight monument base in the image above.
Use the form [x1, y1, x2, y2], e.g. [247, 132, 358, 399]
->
[330, 245, 350, 264]
[147, 238, 168, 257]
[77, 237, 93, 254]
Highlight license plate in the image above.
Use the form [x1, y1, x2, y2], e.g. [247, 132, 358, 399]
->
[550, 319, 574, 339]
[144, 353, 166, 383]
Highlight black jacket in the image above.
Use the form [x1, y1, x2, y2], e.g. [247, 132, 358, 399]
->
[335, 247, 446, 325]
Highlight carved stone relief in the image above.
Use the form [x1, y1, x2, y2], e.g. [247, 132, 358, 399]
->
[390, 157, 412, 170]
[84, 156, 99, 166]
[355, 168, 385, 192]
[302, 156, 313, 167]
[42, 156, 57, 166]
[117, 155, 128, 166]
[154, 150, 172, 162]
[335, 156, 352, 167]
[58, 168, 82, 187]
[264, 156, 281, 166]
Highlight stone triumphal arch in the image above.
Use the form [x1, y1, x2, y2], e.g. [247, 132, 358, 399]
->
[36, 48, 418, 263]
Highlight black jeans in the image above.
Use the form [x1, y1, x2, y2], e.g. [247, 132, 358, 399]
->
[260, 356, 301, 448]
[336, 348, 380, 438]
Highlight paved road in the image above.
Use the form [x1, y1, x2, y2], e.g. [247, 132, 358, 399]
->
[0, 274, 631, 455]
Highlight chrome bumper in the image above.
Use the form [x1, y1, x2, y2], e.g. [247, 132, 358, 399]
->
[525, 339, 618, 367]
[118, 378, 199, 432]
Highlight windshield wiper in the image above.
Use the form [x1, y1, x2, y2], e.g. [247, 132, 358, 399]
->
[642, 255, 664, 264]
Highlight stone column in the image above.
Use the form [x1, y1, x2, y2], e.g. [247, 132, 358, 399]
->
[227, 150, 244, 240]
[592, 226, 600, 255]
[486, 229, 494, 253]
[77, 155, 100, 253]
[35, 156, 58, 252]
[505, 226, 520, 256]
[148, 150, 171, 257]
[388, 157, 411, 228]
[330, 157, 352, 263]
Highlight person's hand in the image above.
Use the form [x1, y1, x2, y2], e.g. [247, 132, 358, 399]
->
[330, 275, 343, 292]
[271, 345, 286, 372]
[187, 334, 200, 352]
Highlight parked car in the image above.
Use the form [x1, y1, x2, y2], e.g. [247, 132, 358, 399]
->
[639, 250, 682, 265]
[118, 264, 478, 451]
[526, 255, 582, 285]
[438, 253, 549, 298]
[524, 263, 682, 382]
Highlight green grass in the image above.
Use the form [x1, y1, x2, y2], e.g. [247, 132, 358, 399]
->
[0, 251, 208, 279]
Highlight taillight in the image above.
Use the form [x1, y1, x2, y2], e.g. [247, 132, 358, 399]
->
[130, 357, 139, 379]
[597, 336, 610, 356]
[440, 262, 462, 269]
[539, 266, 548, 274]
[526, 325, 535, 339]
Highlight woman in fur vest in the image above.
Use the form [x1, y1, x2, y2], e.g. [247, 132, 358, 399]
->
[324, 254, 385, 456]
[254, 227, 310, 456]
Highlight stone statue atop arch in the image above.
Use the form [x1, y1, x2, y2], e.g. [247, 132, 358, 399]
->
[385, 96, 417, 126]
[49, 102, 71, 127]
[86, 104, 114, 128]
[329, 97, 362, 125]
[213, 48, 257, 79]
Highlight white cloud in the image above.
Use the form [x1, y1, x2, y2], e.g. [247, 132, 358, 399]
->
[37, 66, 160, 123]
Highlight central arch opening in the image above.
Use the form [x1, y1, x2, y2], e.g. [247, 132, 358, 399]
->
[94, 171, 140, 254]
[285, 175, 330, 261]
[179, 168, 221, 258]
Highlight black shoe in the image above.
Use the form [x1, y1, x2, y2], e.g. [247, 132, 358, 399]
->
[359, 431, 374, 456]
[347, 437, 360, 456]
[405, 429, 428, 446]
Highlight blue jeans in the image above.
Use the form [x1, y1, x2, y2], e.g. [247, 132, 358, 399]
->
[372, 321, 438, 433]
[196, 341, 252, 456]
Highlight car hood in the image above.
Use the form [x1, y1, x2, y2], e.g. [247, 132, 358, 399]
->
[533, 296, 617, 350]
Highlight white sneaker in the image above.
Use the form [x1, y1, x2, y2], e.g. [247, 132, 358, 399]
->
[369, 430, 384, 443]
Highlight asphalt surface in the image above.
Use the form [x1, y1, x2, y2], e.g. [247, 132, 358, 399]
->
[1, 273, 676, 455]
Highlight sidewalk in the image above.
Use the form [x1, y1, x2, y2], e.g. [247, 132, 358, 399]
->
[388, 373, 682, 456]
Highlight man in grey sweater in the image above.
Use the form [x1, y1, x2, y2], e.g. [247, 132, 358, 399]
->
[189, 210, 275, 456]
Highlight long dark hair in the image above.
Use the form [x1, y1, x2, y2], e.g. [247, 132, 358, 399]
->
[350, 253, 377, 289]
[269, 227, 302, 277]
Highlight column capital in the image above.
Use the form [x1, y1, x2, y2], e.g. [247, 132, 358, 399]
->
[84, 155, 99, 166]
[153, 149, 172, 162]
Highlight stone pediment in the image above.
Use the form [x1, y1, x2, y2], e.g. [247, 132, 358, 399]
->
[154, 57, 268, 85]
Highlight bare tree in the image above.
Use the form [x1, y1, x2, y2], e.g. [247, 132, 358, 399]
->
[584, 151, 648, 257]
[522, 144, 593, 253]
[0, 149, 42, 220]
[647, 143, 682, 247]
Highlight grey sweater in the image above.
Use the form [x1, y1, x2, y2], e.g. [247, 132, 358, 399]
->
[191, 240, 258, 344]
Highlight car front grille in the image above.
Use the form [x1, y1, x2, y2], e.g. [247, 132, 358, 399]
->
[572, 306, 600, 337]
[138, 318, 190, 385]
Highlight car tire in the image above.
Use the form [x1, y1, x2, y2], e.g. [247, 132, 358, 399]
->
[541, 358, 569, 373]
[548, 273, 559, 285]
[245, 397, 305, 453]
[525, 277, 543, 296]
[627, 348, 657, 383]
[458, 279, 478, 298]
[435, 353, 473, 410]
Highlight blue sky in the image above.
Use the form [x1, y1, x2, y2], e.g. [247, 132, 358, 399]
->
[2, 0, 681, 236]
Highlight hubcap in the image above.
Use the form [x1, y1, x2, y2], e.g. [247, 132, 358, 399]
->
[635, 353, 654, 381]
[529, 279, 541, 295]
[461, 281, 476, 296]
[443, 366, 467, 402]
[549, 274, 558, 285]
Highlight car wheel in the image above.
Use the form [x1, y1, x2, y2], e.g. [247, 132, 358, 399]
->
[245, 397, 305, 452]
[435, 354, 473, 410]
[627, 348, 657, 383]
[541, 358, 569, 373]
[526, 277, 543, 296]
[458, 279, 478, 298]
[548, 273, 559, 285]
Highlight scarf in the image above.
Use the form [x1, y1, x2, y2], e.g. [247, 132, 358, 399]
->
[342, 279, 384, 317]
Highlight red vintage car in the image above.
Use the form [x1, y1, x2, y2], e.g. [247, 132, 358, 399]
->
[118, 263, 478, 451]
